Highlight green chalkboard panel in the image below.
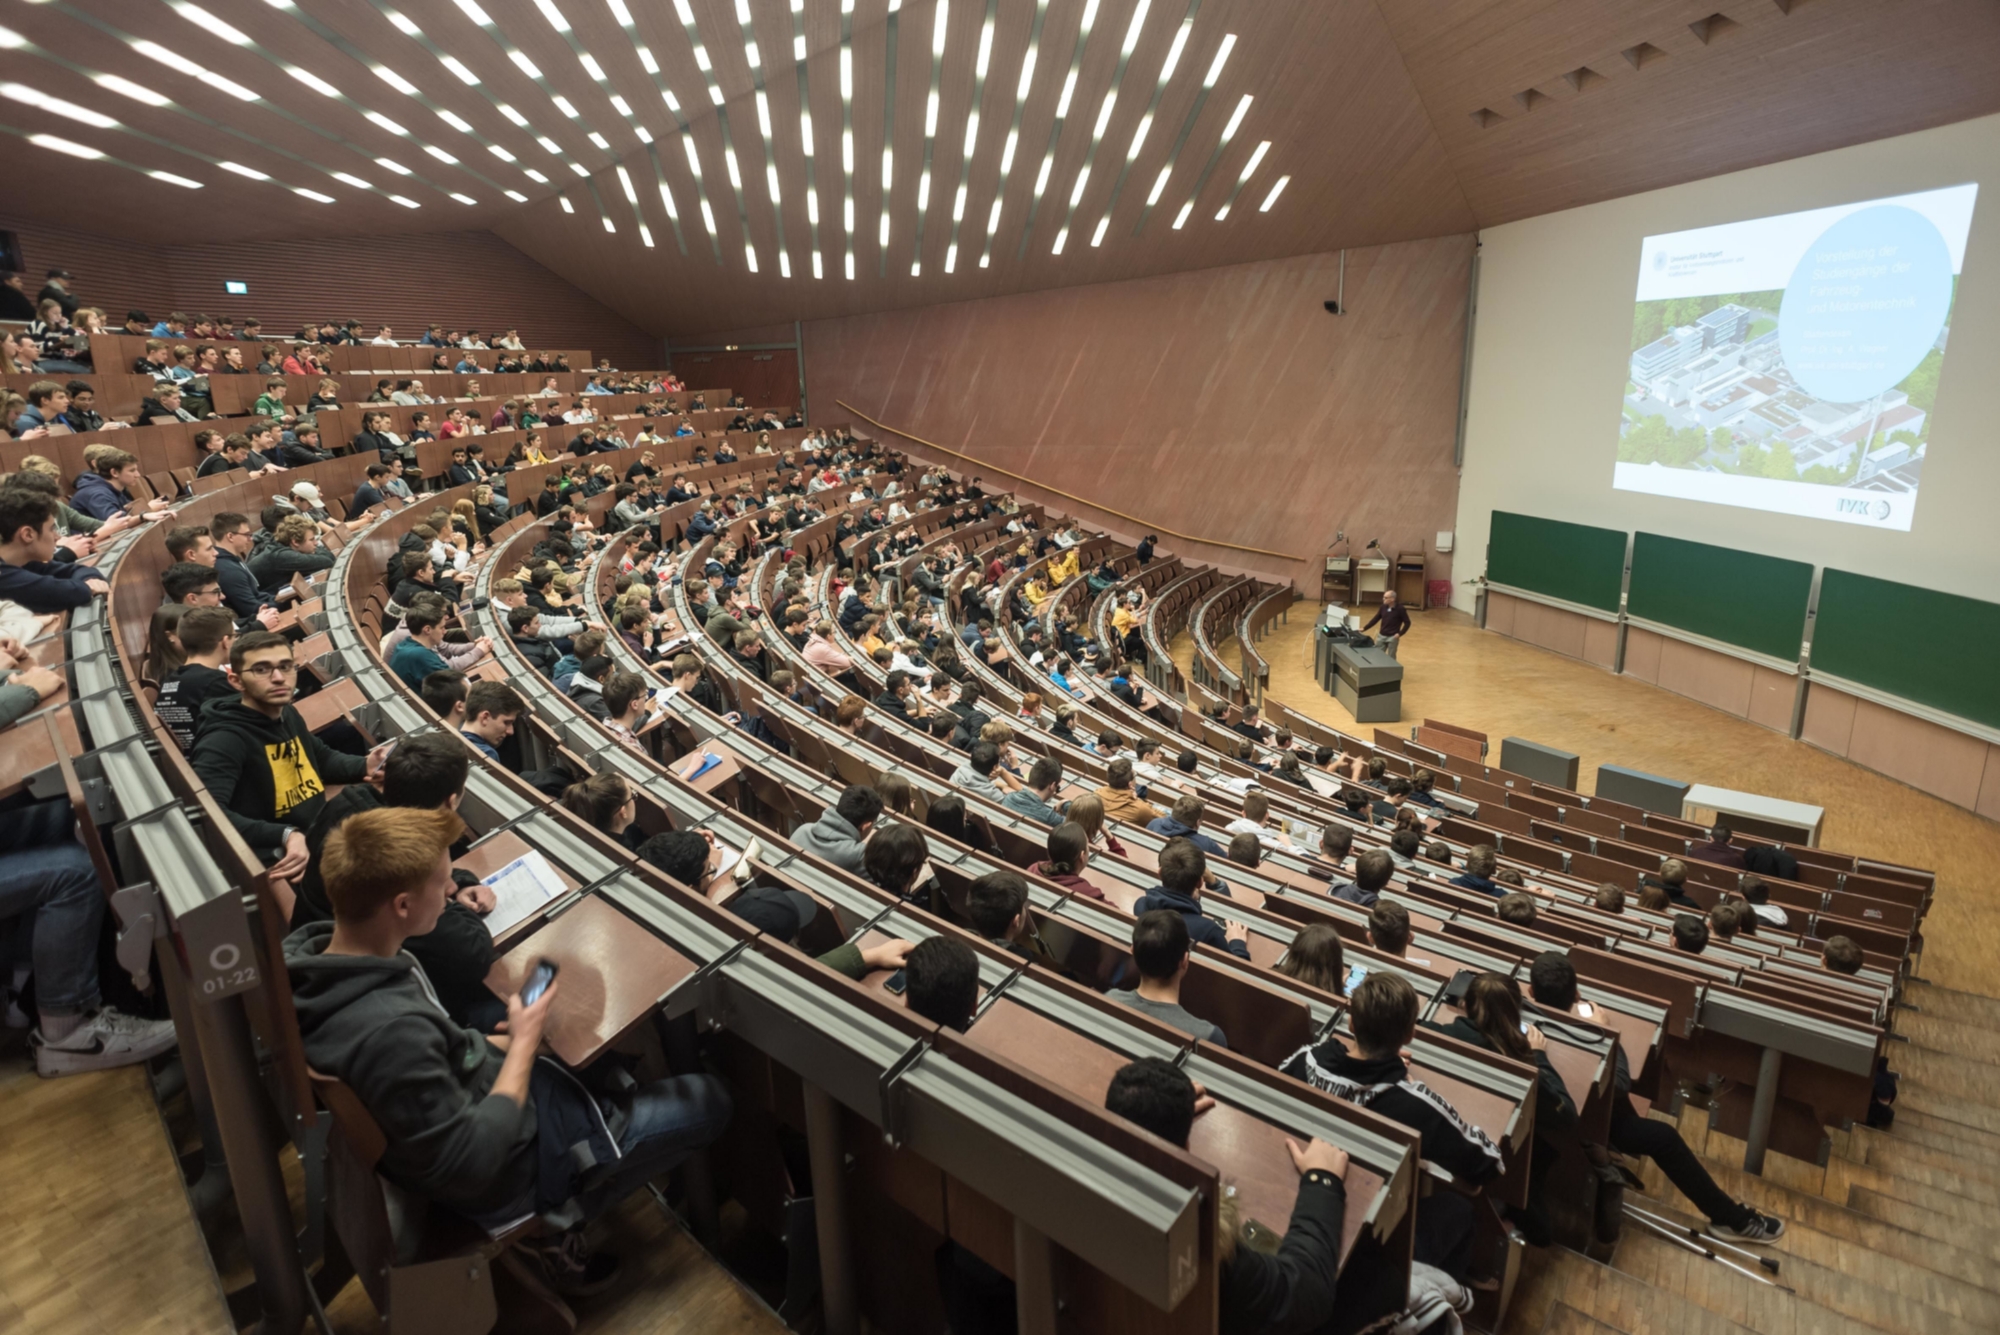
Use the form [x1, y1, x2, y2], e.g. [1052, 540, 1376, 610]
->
[1486, 512, 1625, 613]
[1627, 533, 1814, 662]
[1813, 569, 2000, 729]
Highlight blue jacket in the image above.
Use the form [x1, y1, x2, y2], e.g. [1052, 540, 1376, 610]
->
[1133, 884, 1251, 961]
[214, 550, 268, 625]
[69, 472, 133, 521]
[1000, 788, 1064, 828]
[1450, 873, 1501, 897]
[388, 637, 449, 689]
[0, 555, 102, 614]
[1145, 815, 1224, 857]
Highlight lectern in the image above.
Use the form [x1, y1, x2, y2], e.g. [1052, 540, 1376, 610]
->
[1328, 641, 1403, 722]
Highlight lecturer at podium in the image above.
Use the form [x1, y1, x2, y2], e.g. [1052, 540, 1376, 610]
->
[1362, 589, 1411, 659]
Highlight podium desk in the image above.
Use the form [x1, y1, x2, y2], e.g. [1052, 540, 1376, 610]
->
[1329, 644, 1402, 724]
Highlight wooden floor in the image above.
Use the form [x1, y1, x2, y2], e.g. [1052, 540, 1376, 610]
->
[0, 1041, 224, 1334]
[1217, 606, 2000, 995]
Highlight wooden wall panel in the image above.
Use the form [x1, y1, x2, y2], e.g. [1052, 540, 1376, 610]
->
[666, 349, 802, 413]
[1846, 697, 1990, 811]
[802, 236, 1474, 588]
[0, 215, 662, 371]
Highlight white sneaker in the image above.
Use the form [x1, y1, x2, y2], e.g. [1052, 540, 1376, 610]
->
[32, 1007, 179, 1077]
[1710, 1210, 1786, 1243]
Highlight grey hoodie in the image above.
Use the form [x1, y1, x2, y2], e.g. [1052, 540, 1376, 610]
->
[283, 922, 536, 1214]
[793, 809, 866, 872]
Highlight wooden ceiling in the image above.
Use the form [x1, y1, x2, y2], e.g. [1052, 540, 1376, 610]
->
[2, 0, 1996, 336]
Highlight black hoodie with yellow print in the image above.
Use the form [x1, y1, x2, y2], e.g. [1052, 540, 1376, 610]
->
[190, 695, 369, 854]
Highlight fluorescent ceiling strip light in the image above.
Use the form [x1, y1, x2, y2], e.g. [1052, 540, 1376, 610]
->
[1134, 22, 1230, 236]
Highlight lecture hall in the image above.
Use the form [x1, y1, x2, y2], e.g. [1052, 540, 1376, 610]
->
[2, 2, 1999, 1333]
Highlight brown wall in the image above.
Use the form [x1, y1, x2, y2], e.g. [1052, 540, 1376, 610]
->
[795, 235, 1474, 591]
[0, 217, 661, 370]
[666, 347, 803, 413]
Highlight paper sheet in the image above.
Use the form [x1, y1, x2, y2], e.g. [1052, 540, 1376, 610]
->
[481, 850, 568, 938]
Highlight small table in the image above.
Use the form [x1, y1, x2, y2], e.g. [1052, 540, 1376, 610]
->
[1680, 784, 1824, 846]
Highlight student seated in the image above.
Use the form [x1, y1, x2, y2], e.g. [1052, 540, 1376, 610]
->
[152, 606, 237, 751]
[1225, 832, 1263, 868]
[1134, 839, 1250, 961]
[1106, 910, 1228, 1046]
[0, 488, 107, 615]
[1146, 794, 1225, 857]
[191, 631, 377, 880]
[905, 935, 982, 1031]
[964, 869, 1062, 970]
[1450, 844, 1501, 895]
[1821, 934, 1863, 975]
[1737, 874, 1788, 929]
[1707, 900, 1742, 944]
[999, 756, 1064, 827]
[1106, 1058, 1359, 1333]
[285, 806, 734, 1292]
[1336, 847, 1393, 909]
[1671, 914, 1709, 954]
[1526, 952, 1783, 1242]
[1425, 973, 1575, 1247]
[1594, 883, 1626, 915]
[1688, 823, 1746, 870]
[290, 733, 498, 1029]
[1274, 923, 1348, 996]
[1282, 972, 1495, 1283]
[1496, 892, 1539, 927]
[1653, 858, 1701, 910]
[794, 784, 879, 873]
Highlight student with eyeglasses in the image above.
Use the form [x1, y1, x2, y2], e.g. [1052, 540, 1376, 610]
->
[191, 631, 387, 884]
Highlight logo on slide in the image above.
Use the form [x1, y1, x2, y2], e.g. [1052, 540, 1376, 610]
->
[1837, 497, 1894, 522]
[1653, 249, 1668, 272]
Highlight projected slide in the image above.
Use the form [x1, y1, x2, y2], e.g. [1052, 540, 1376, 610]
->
[1615, 183, 1977, 531]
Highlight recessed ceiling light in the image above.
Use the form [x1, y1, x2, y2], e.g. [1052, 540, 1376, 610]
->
[170, 4, 251, 47]
[93, 74, 169, 106]
[694, 46, 712, 72]
[537, 136, 561, 153]
[1051, 227, 1067, 254]
[376, 156, 412, 174]
[553, 96, 579, 118]
[389, 194, 421, 207]
[611, 94, 632, 115]
[374, 66, 420, 96]
[1258, 175, 1289, 211]
[640, 224, 655, 248]
[1091, 216, 1109, 245]
[331, 171, 371, 188]
[505, 189, 527, 201]
[560, 194, 575, 213]
[1236, 140, 1269, 180]
[579, 54, 605, 81]
[637, 47, 659, 73]
[498, 104, 528, 126]
[534, 0, 570, 32]
[1172, 200, 1192, 228]
[386, 11, 421, 36]
[1204, 34, 1236, 87]
[666, 88, 683, 113]
[945, 243, 957, 272]
[437, 109, 473, 133]
[568, 162, 590, 176]
[451, 192, 477, 204]
[488, 144, 516, 161]
[149, 170, 204, 188]
[523, 167, 549, 182]
[608, 0, 634, 25]
[1147, 165, 1171, 204]
[602, 216, 616, 233]
[131, 41, 259, 101]
[745, 242, 758, 271]
[285, 67, 340, 97]
[295, 187, 336, 202]
[616, 165, 636, 201]
[588, 131, 609, 149]
[29, 133, 103, 159]
[425, 145, 458, 164]
[453, 0, 493, 24]
[634, 125, 651, 143]
[0, 27, 23, 49]
[1222, 94, 1251, 139]
[440, 56, 480, 86]
[794, 34, 805, 60]
[509, 52, 542, 79]
[366, 111, 409, 136]
[218, 160, 271, 179]
[0, 83, 120, 128]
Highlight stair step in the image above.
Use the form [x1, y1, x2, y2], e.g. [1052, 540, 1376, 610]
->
[1857, 1118, 2000, 1169]
[1892, 1107, 2000, 1153]
[1542, 1301, 1626, 1335]
[1510, 1247, 1761, 1335]
[1898, 982, 2000, 1029]
[1898, 1078, 2000, 1138]
[1889, 1042, 2000, 1103]
[1621, 1195, 1993, 1335]
[1836, 1126, 2000, 1186]
[1843, 1186, 2000, 1260]
[1639, 1153, 2000, 1296]
[1892, 1011, 2000, 1067]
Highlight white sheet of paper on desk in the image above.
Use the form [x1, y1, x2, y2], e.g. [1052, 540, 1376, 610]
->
[711, 844, 742, 881]
[481, 851, 568, 937]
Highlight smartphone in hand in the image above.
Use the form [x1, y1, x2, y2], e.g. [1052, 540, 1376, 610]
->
[522, 958, 560, 1005]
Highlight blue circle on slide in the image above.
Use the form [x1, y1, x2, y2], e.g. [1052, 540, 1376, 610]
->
[1778, 204, 1953, 402]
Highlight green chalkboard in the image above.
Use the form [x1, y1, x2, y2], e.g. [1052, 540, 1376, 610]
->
[1627, 533, 1814, 662]
[1813, 569, 2000, 729]
[1486, 512, 1625, 613]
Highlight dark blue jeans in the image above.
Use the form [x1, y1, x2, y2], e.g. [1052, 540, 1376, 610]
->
[0, 841, 104, 1016]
